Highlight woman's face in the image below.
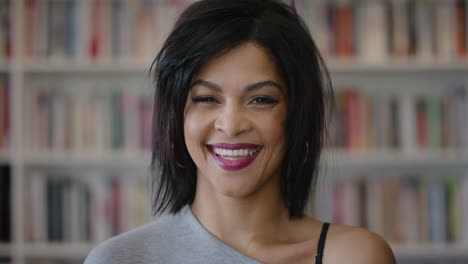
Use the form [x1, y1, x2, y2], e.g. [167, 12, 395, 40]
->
[184, 42, 287, 198]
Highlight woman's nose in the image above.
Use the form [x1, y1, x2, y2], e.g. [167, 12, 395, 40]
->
[214, 104, 251, 137]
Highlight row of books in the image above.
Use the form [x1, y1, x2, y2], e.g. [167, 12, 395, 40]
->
[22, 169, 468, 245]
[6, 0, 468, 64]
[0, 76, 9, 150]
[0, 0, 10, 62]
[23, 0, 189, 63]
[24, 170, 151, 243]
[23, 85, 153, 153]
[328, 85, 468, 151]
[0, 166, 10, 242]
[296, 0, 468, 62]
[315, 173, 468, 244]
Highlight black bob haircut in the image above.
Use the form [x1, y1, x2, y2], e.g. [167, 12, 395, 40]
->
[150, 0, 332, 219]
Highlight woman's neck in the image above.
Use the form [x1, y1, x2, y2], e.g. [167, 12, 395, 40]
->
[190, 173, 294, 251]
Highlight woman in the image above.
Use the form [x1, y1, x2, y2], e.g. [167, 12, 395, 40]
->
[85, 0, 396, 263]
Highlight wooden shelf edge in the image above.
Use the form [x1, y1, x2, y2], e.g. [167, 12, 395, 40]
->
[12, 59, 468, 73]
[22, 243, 94, 259]
[392, 244, 468, 258]
[0, 243, 12, 256]
[22, 62, 152, 73]
[321, 150, 468, 168]
[0, 151, 11, 164]
[21, 151, 151, 169]
[326, 59, 468, 72]
[0, 63, 10, 72]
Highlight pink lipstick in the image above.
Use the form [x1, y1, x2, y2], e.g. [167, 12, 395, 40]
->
[207, 143, 262, 171]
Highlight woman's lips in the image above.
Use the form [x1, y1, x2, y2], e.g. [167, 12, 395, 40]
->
[207, 143, 263, 171]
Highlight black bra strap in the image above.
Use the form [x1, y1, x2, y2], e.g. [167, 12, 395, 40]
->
[315, 222, 330, 264]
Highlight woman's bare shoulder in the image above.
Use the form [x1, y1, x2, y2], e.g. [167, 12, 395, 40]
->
[323, 224, 396, 264]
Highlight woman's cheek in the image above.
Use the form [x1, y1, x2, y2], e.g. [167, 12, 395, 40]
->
[185, 109, 213, 142]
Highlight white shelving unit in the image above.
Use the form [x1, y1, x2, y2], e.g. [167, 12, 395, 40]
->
[323, 150, 468, 168]
[1, 0, 468, 263]
[392, 244, 468, 260]
[0, 151, 9, 163]
[0, 64, 9, 72]
[21, 151, 151, 170]
[22, 62, 151, 74]
[21, 243, 95, 259]
[0, 243, 11, 256]
[327, 59, 468, 73]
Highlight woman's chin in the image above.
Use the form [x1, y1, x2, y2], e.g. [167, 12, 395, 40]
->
[213, 179, 265, 199]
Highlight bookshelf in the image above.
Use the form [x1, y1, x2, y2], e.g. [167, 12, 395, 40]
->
[0, 0, 467, 263]
[327, 60, 468, 73]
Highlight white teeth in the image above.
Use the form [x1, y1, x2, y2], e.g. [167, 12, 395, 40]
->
[212, 147, 261, 157]
[224, 156, 243, 160]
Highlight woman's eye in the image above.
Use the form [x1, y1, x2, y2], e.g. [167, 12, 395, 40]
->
[250, 96, 279, 105]
[191, 96, 218, 103]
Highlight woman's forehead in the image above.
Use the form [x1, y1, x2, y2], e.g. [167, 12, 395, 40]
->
[191, 43, 285, 91]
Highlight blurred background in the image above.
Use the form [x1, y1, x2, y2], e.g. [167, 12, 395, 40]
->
[0, 0, 467, 263]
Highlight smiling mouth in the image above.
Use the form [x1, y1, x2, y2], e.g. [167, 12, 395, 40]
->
[206, 144, 263, 171]
[212, 146, 262, 159]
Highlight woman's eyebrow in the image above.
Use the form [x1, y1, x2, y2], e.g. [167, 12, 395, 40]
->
[245, 80, 284, 93]
[190, 79, 284, 92]
[191, 80, 221, 92]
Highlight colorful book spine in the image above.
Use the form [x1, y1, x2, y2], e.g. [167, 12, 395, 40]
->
[0, 0, 10, 61]
[0, 166, 10, 242]
[456, 0, 467, 58]
[334, 0, 354, 58]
